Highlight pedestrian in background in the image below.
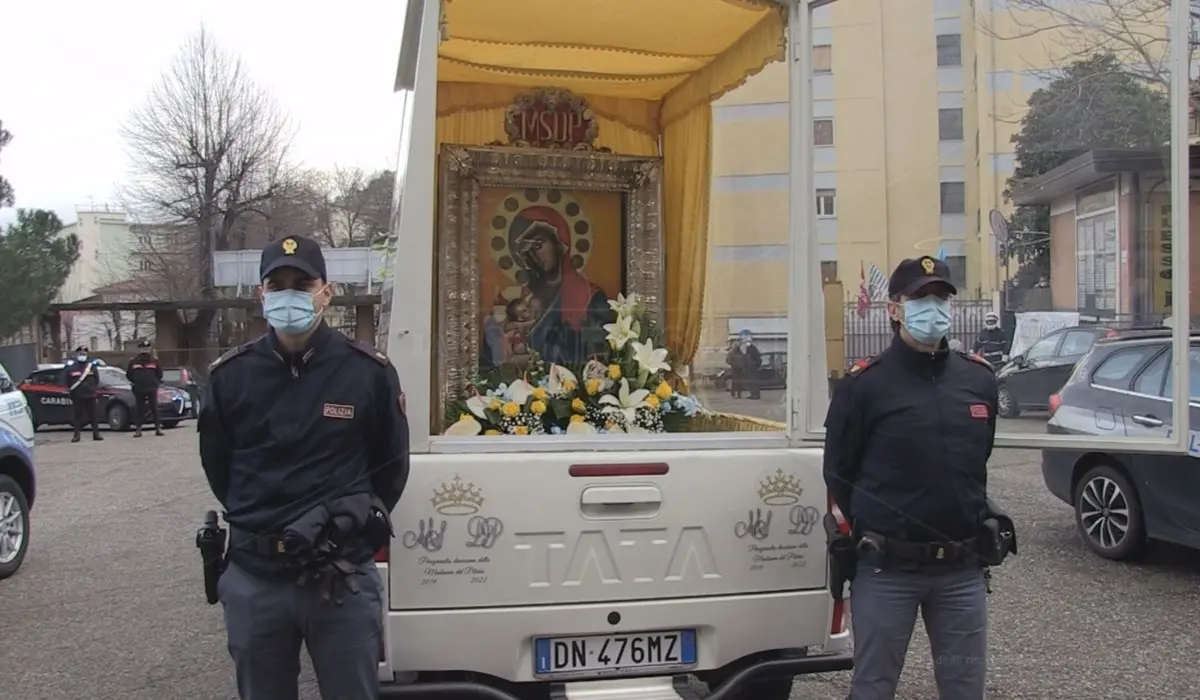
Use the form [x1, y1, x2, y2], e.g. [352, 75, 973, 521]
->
[126, 338, 164, 437]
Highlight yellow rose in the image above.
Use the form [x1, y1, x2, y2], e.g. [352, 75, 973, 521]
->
[513, 425, 530, 435]
[607, 364, 622, 380]
[561, 379, 577, 393]
[530, 400, 547, 415]
[571, 398, 586, 413]
[488, 398, 502, 411]
[585, 379, 603, 395]
[570, 414, 586, 424]
[484, 429, 501, 436]
[645, 395, 660, 409]
[502, 401, 520, 417]
[655, 382, 673, 400]
[531, 387, 548, 401]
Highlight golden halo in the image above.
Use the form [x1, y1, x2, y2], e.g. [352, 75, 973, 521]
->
[487, 188, 593, 285]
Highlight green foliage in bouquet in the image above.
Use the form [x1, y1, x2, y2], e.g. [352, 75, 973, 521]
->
[443, 293, 704, 436]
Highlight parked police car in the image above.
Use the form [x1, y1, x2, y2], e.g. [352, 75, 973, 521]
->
[0, 360, 36, 579]
[20, 364, 192, 432]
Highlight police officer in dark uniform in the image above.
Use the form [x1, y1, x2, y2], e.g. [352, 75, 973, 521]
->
[199, 235, 410, 700]
[125, 338, 164, 437]
[972, 311, 1008, 368]
[823, 256, 1000, 700]
[65, 346, 103, 443]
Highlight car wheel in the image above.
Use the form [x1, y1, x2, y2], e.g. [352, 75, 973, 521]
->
[162, 421, 179, 429]
[107, 403, 130, 432]
[997, 387, 1021, 418]
[1074, 464, 1146, 560]
[0, 474, 31, 580]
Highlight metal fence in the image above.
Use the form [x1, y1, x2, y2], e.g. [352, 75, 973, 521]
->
[843, 300, 994, 364]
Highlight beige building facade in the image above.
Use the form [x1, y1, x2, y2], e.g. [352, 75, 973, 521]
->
[699, 0, 1159, 369]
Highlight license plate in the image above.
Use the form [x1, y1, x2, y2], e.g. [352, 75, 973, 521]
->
[533, 630, 696, 676]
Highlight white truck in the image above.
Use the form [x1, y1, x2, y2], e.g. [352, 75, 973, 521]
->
[372, 1, 851, 698]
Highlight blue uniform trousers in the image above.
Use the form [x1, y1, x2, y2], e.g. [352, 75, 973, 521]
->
[218, 560, 384, 700]
[848, 562, 987, 700]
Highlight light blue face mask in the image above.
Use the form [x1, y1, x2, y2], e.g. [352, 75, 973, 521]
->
[902, 296, 952, 344]
[263, 289, 322, 335]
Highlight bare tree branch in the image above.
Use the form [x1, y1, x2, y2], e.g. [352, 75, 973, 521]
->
[119, 26, 295, 358]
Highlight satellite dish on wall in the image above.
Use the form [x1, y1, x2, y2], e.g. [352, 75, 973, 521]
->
[989, 209, 1008, 242]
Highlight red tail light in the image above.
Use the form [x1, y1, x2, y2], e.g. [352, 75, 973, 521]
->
[1105, 329, 1119, 338]
[1048, 393, 1061, 417]
[374, 545, 389, 563]
[828, 494, 850, 635]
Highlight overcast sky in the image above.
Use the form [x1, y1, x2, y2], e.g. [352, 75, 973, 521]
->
[0, 0, 407, 227]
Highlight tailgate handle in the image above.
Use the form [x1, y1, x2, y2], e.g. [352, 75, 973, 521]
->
[580, 485, 662, 519]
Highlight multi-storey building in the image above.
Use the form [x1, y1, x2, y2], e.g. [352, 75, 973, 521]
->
[699, 0, 1164, 368]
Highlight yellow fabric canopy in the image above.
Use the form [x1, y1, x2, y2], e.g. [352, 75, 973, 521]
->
[436, 0, 787, 363]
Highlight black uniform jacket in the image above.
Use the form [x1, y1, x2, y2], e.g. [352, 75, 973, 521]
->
[198, 323, 410, 542]
[65, 359, 100, 399]
[125, 353, 163, 394]
[823, 334, 998, 543]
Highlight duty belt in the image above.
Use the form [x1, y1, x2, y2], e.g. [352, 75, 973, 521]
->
[230, 528, 291, 560]
[865, 531, 977, 565]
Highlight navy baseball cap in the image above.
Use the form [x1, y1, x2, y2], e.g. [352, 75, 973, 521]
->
[887, 256, 958, 297]
[260, 236, 326, 282]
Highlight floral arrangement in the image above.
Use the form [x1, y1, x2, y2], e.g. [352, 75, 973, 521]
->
[444, 292, 703, 436]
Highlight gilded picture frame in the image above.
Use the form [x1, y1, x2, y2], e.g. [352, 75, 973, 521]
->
[436, 144, 664, 417]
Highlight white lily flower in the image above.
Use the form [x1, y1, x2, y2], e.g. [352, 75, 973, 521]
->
[566, 420, 597, 435]
[607, 292, 637, 317]
[445, 415, 482, 436]
[603, 314, 638, 350]
[547, 364, 579, 394]
[599, 378, 650, 425]
[504, 379, 534, 405]
[465, 395, 492, 419]
[630, 340, 671, 375]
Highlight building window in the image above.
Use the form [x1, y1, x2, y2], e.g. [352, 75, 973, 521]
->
[936, 34, 962, 67]
[816, 188, 837, 217]
[940, 182, 966, 214]
[139, 258, 153, 272]
[1075, 186, 1118, 317]
[945, 255, 967, 290]
[813, 118, 834, 146]
[820, 261, 839, 283]
[938, 108, 964, 140]
[813, 44, 832, 73]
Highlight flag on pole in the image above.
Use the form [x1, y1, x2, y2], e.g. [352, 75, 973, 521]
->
[867, 264, 888, 300]
[856, 261, 870, 318]
[937, 244, 948, 261]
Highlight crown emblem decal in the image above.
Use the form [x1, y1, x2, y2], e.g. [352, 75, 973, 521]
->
[430, 475, 485, 516]
[758, 469, 803, 506]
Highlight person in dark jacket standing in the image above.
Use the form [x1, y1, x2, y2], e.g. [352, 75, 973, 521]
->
[823, 256, 999, 700]
[125, 338, 164, 437]
[65, 345, 103, 443]
[199, 235, 410, 700]
[972, 311, 1008, 367]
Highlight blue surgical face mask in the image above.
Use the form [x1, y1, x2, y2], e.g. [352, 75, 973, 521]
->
[76, 355, 87, 362]
[263, 289, 322, 335]
[901, 297, 952, 344]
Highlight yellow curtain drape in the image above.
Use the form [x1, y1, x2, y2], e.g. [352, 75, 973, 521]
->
[661, 105, 712, 365]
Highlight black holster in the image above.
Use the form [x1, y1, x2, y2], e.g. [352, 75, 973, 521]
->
[977, 497, 1018, 566]
[824, 513, 857, 600]
[196, 510, 227, 605]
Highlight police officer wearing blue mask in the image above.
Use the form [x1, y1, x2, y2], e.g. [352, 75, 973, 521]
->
[199, 235, 410, 700]
[823, 256, 1002, 700]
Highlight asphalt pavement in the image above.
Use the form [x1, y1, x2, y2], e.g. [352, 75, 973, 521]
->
[4, 425, 1199, 699]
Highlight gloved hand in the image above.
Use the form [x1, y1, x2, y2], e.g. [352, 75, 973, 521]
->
[314, 558, 361, 606]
